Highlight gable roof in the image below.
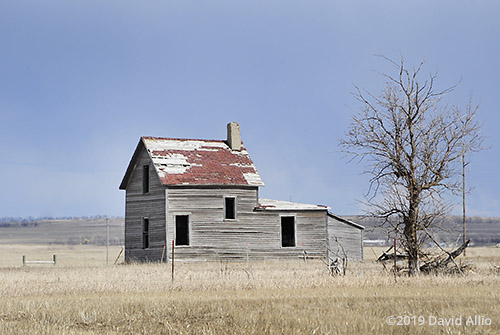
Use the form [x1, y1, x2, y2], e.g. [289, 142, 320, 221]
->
[120, 136, 264, 189]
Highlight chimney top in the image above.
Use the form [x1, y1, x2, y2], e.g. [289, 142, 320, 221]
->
[227, 122, 242, 151]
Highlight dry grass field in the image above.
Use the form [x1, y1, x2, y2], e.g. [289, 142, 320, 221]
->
[0, 245, 499, 334]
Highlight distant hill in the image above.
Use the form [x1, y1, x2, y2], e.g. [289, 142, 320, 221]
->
[1, 215, 499, 247]
[347, 215, 500, 247]
[0, 217, 124, 245]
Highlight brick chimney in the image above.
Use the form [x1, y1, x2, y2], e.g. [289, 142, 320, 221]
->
[227, 122, 242, 151]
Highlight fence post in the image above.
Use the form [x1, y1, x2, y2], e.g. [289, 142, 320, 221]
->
[114, 247, 124, 265]
[106, 218, 110, 265]
[171, 240, 175, 283]
[246, 242, 249, 264]
[22, 255, 26, 266]
[393, 238, 397, 282]
[53, 255, 57, 265]
[161, 244, 166, 263]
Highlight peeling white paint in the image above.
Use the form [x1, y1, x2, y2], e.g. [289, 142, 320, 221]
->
[152, 153, 192, 175]
[142, 137, 264, 186]
[243, 172, 265, 186]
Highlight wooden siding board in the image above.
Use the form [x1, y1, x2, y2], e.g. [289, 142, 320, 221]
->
[166, 187, 328, 261]
[327, 215, 363, 261]
[124, 146, 166, 262]
[122, 149, 363, 262]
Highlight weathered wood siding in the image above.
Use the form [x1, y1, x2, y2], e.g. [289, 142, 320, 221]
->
[122, 151, 363, 262]
[327, 214, 363, 261]
[124, 144, 166, 262]
[166, 187, 328, 260]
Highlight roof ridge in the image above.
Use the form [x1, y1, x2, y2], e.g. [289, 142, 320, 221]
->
[142, 136, 225, 143]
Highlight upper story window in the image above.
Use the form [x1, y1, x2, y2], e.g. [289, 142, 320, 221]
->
[142, 165, 149, 193]
[225, 197, 236, 220]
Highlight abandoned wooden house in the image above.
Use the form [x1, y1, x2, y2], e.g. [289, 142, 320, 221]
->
[119, 122, 364, 262]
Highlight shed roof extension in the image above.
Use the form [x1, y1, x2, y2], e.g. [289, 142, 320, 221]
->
[119, 136, 264, 189]
[256, 198, 330, 211]
[327, 212, 365, 230]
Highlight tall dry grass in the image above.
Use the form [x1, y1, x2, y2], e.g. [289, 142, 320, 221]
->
[0, 244, 499, 334]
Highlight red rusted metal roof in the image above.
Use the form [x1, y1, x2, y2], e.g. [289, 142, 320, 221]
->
[142, 136, 264, 187]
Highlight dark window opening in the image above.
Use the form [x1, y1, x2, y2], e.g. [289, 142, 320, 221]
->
[225, 197, 236, 220]
[143, 165, 149, 194]
[175, 215, 189, 246]
[142, 218, 149, 249]
[281, 217, 296, 247]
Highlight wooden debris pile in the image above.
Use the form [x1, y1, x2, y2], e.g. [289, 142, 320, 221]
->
[324, 244, 348, 276]
[329, 258, 345, 276]
[375, 240, 473, 275]
[322, 257, 346, 276]
[420, 240, 470, 274]
[374, 245, 407, 274]
[376, 245, 408, 263]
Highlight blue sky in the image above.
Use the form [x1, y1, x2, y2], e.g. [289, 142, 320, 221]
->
[1, 1, 499, 218]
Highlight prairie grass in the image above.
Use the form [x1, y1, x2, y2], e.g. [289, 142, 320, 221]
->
[0, 244, 499, 334]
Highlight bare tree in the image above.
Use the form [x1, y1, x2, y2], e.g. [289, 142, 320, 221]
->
[340, 56, 483, 275]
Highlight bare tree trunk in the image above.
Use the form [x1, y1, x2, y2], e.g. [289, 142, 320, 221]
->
[404, 219, 419, 275]
[403, 184, 420, 275]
